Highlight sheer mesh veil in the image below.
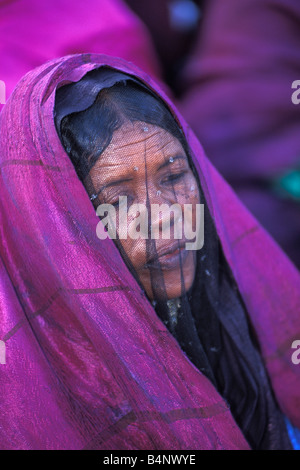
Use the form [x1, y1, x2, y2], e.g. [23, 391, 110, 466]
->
[54, 67, 291, 450]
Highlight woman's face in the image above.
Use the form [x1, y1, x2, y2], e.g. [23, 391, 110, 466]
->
[87, 121, 200, 300]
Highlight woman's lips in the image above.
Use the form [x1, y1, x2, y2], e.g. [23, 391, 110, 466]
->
[144, 242, 189, 270]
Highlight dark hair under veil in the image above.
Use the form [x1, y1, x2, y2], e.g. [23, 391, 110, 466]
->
[54, 67, 292, 450]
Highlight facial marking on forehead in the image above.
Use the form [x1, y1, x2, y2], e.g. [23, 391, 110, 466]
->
[113, 127, 162, 149]
[104, 124, 185, 161]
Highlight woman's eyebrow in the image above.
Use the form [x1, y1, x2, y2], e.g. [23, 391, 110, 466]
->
[157, 155, 187, 171]
[97, 177, 133, 195]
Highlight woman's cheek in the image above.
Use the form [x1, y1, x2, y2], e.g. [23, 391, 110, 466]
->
[119, 237, 147, 271]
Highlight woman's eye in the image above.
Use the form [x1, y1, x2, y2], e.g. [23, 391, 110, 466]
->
[109, 197, 125, 208]
[161, 172, 186, 185]
[108, 195, 133, 209]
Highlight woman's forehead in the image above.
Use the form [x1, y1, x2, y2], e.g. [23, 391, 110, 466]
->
[93, 121, 187, 170]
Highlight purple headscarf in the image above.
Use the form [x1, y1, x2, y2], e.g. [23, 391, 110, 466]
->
[0, 53, 299, 450]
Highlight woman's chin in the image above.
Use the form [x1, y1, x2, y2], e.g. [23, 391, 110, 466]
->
[163, 270, 195, 300]
[143, 251, 196, 301]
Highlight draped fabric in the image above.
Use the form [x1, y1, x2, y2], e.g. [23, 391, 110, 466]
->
[53, 66, 291, 449]
[0, 54, 300, 450]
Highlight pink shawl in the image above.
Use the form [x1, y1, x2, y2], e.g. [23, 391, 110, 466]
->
[0, 0, 161, 102]
[0, 53, 299, 450]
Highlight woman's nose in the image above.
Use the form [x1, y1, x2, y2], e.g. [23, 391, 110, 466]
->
[144, 181, 177, 206]
[141, 184, 182, 239]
